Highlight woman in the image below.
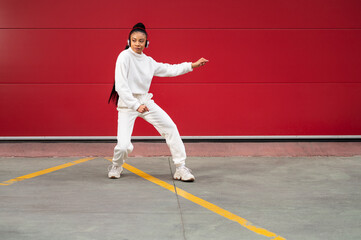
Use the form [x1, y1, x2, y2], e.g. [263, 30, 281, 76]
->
[108, 23, 208, 182]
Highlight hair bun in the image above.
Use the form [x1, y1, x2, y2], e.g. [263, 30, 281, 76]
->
[133, 22, 146, 30]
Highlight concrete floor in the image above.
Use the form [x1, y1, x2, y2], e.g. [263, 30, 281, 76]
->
[1, 155, 361, 240]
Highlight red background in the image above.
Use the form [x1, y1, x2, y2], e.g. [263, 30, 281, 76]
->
[1, 0, 361, 137]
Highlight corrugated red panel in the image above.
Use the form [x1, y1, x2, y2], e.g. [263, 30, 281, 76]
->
[1, 1, 361, 137]
[0, 83, 360, 136]
[1, 0, 361, 28]
[1, 29, 360, 84]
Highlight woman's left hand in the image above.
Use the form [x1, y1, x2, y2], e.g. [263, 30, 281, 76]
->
[192, 58, 209, 69]
[137, 104, 149, 113]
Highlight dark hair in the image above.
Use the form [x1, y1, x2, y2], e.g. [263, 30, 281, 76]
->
[107, 78, 119, 106]
[125, 22, 148, 49]
[108, 23, 148, 106]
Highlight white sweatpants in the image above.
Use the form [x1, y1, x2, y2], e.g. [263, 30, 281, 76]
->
[112, 93, 187, 167]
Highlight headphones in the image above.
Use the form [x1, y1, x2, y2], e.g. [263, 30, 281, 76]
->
[127, 39, 150, 48]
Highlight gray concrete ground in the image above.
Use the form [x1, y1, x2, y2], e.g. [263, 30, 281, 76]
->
[1, 155, 361, 240]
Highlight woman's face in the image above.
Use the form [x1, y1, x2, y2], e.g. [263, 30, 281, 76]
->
[130, 31, 147, 54]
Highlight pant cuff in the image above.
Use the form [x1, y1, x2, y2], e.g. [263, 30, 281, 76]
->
[175, 163, 185, 169]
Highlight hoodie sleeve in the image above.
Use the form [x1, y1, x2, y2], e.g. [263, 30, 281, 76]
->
[115, 53, 141, 111]
[151, 57, 193, 77]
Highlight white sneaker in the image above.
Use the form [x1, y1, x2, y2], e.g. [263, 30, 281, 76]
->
[174, 166, 195, 182]
[108, 165, 123, 179]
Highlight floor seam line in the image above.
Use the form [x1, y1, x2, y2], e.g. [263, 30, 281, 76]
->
[168, 157, 187, 240]
[105, 157, 285, 239]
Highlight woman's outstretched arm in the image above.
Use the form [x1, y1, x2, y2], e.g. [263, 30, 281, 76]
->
[152, 57, 209, 77]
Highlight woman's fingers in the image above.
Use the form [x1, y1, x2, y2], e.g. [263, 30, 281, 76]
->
[142, 106, 149, 113]
[137, 104, 149, 113]
[199, 58, 209, 66]
[191, 57, 209, 69]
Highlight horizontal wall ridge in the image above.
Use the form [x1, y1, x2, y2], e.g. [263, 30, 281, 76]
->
[1, 82, 361, 85]
[1, 28, 361, 30]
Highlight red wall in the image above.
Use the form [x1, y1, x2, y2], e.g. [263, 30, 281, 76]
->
[1, 0, 361, 137]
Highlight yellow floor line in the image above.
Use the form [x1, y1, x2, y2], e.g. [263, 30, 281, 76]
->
[0, 157, 96, 186]
[106, 158, 285, 240]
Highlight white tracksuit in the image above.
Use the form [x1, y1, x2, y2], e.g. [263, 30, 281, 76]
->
[112, 48, 193, 167]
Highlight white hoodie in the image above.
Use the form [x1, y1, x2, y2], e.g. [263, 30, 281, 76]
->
[115, 48, 193, 111]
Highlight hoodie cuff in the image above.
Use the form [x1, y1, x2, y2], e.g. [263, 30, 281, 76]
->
[132, 103, 141, 112]
[188, 62, 194, 72]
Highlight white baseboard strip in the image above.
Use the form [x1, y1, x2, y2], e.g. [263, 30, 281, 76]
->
[0, 135, 360, 141]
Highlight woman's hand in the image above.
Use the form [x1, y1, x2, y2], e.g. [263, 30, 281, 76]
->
[192, 58, 209, 69]
[137, 104, 149, 113]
